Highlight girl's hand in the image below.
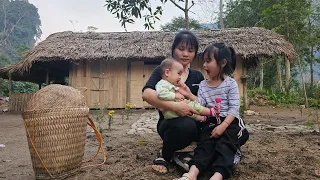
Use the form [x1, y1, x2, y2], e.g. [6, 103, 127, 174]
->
[177, 81, 192, 99]
[172, 101, 200, 117]
[210, 123, 228, 138]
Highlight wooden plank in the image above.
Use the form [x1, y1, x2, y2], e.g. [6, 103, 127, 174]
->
[72, 64, 78, 87]
[91, 60, 100, 78]
[90, 78, 99, 90]
[81, 60, 87, 87]
[83, 60, 87, 77]
[99, 90, 106, 107]
[85, 62, 91, 106]
[99, 78, 109, 90]
[126, 60, 131, 105]
[130, 61, 144, 108]
[90, 91, 100, 107]
[143, 64, 158, 107]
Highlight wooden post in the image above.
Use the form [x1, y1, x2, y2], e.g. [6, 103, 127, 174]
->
[46, 69, 49, 85]
[297, 57, 308, 108]
[285, 56, 290, 94]
[126, 60, 131, 104]
[276, 57, 283, 92]
[241, 76, 249, 109]
[243, 79, 248, 109]
[241, 58, 249, 109]
[259, 60, 263, 89]
[8, 72, 12, 96]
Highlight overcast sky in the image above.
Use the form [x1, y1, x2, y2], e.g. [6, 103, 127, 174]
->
[28, 0, 218, 41]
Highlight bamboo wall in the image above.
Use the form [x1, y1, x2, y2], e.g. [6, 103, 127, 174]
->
[69, 60, 127, 108]
[130, 61, 144, 108]
[130, 61, 158, 108]
[9, 93, 34, 112]
[69, 57, 246, 109]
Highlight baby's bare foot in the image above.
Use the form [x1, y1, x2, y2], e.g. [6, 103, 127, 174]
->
[315, 168, 320, 177]
[174, 173, 196, 180]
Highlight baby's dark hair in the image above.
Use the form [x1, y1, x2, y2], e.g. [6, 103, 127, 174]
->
[202, 43, 236, 80]
[160, 58, 176, 76]
[172, 30, 199, 57]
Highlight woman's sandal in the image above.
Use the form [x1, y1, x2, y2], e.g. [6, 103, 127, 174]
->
[152, 150, 170, 175]
[152, 158, 169, 175]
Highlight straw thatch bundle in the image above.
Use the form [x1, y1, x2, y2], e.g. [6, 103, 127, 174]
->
[3, 27, 296, 74]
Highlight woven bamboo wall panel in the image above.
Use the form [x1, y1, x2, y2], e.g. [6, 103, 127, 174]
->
[9, 93, 34, 112]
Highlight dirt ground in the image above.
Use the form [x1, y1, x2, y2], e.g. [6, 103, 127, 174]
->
[0, 106, 319, 180]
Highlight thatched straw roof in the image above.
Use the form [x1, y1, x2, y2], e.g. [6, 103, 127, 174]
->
[0, 27, 296, 83]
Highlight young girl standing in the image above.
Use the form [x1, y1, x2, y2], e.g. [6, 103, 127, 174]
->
[177, 43, 247, 180]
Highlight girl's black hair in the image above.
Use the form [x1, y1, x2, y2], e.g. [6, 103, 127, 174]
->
[202, 43, 236, 80]
[171, 30, 199, 57]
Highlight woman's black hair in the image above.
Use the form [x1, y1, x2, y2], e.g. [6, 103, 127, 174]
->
[202, 43, 237, 80]
[171, 30, 199, 58]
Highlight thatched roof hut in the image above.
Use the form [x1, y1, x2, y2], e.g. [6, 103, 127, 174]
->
[0, 27, 297, 109]
[1, 27, 296, 82]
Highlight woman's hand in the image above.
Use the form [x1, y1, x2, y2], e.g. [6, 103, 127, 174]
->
[175, 92, 185, 101]
[172, 101, 200, 117]
[210, 123, 228, 138]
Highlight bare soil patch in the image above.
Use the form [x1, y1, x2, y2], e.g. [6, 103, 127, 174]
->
[0, 107, 319, 180]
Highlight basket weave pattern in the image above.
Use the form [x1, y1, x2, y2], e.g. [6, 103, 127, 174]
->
[22, 85, 89, 179]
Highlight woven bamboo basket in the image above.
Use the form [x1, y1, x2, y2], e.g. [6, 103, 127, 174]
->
[22, 84, 105, 179]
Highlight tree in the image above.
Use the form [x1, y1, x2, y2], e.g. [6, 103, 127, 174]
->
[259, 0, 311, 94]
[303, 1, 320, 94]
[225, 0, 282, 91]
[0, 0, 41, 96]
[197, 0, 219, 25]
[160, 16, 201, 31]
[0, 50, 10, 66]
[219, 0, 224, 29]
[0, 0, 41, 64]
[225, 0, 272, 28]
[104, 0, 195, 30]
[225, 0, 316, 95]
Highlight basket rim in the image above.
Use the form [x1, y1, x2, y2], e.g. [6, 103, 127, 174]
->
[23, 106, 89, 113]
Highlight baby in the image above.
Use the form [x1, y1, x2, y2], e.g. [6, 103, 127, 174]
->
[155, 58, 214, 120]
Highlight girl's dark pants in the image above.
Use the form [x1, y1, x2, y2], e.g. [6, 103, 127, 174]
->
[189, 117, 244, 179]
[157, 116, 200, 161]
